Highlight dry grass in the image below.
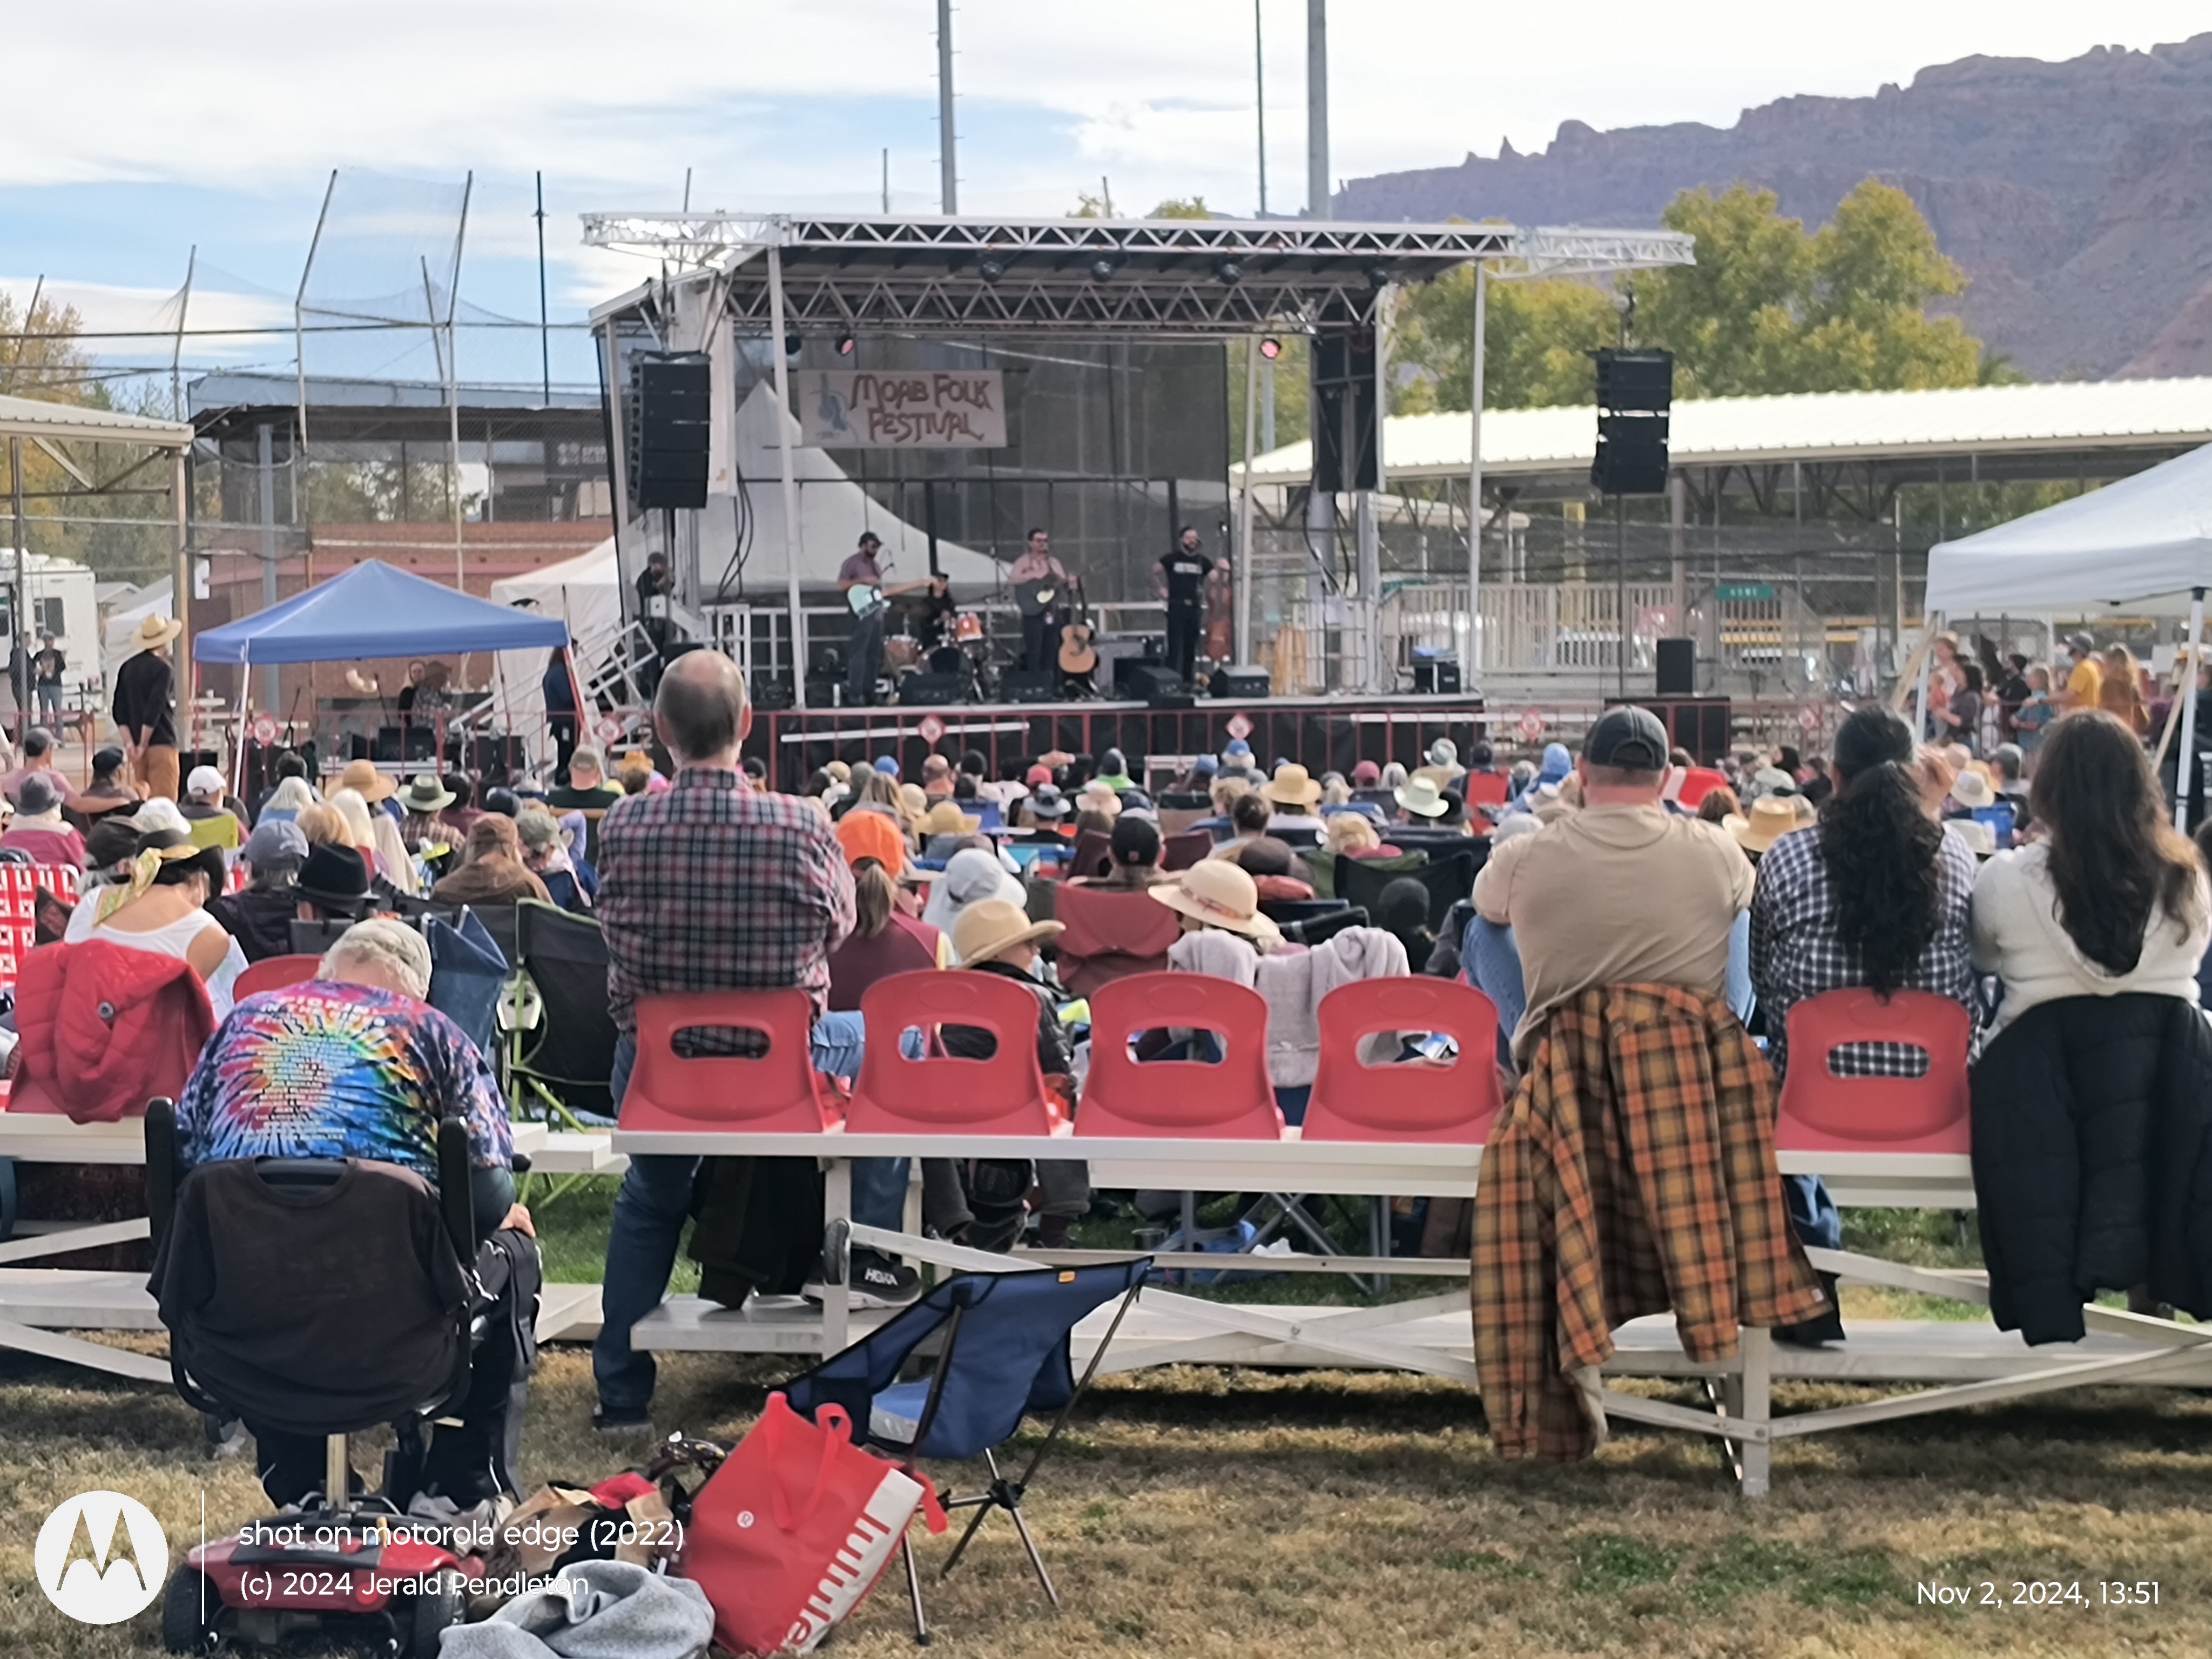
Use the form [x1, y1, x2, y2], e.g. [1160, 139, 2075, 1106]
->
[3, 1331, 2210, 1658]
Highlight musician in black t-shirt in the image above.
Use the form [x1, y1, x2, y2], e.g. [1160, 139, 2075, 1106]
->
[1158, 525, 1214, 682]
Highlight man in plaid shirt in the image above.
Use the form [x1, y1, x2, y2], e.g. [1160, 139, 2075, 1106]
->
[591, 650, 918, 1432]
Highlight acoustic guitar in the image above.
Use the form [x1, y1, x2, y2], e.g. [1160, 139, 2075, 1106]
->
[1057, 577, 1098, 682]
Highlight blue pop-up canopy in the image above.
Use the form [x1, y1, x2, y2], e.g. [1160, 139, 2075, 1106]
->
[193, 559, 570, 665]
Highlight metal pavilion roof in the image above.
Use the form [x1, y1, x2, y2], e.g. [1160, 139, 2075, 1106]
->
[582, 214, 1694, 336]
[0, 392, 192, 449]
[1240, 377, 2212, 482]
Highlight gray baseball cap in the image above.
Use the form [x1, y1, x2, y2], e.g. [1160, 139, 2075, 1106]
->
[1584, 706, 1671, 771]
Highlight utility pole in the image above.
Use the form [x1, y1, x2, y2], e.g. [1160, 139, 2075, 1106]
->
[1254, 0, 1268, 217]
[937, 0, 957, 214]
[1306, 0, 1329, 220]
[534, 172, 551, 403]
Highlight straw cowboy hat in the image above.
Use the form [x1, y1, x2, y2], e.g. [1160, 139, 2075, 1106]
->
[1393, 774, 1449, 818]
[1947, 817, 1998, 858]
[1262, 763, 1324, 808]
[1149, 859, 1282, 942]
[918, 800, 983, 838]
[950, 898, 1064, 968]
[1950, 769, 1997, 811]
[1731, 796, 1802, 855]
[338, 758, 397, 804]
[400, 773, 456, 813]
[132, 614, 183, 651]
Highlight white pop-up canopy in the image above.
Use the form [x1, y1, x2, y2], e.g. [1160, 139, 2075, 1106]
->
[1924, 440, 2212, 615]
[1925, 439, 2212, 825]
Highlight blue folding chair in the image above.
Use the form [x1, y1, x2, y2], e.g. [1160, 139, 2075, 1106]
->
[782, 1257, 1150, 1638]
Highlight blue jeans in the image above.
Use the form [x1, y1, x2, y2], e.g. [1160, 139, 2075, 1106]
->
[1461, 916, 1527, 1068]
[592, 1011, 908, 1413]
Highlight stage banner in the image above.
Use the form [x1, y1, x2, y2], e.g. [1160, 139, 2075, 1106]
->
[796, 369, 1008, 448]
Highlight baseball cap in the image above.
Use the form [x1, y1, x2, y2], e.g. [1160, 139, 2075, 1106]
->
[186, 765, 227, 798]
[1584, 706, 1670, 771]
[2067, 630, 2096, 654]
[1025, 763, 1054, 787]
[873, 756, 900, 777]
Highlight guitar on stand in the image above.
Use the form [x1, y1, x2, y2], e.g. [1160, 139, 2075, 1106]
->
[1057, 576, 1098, 696]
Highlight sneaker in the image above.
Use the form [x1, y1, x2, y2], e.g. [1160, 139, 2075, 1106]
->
[593, 1404, 652, 1434]
[803, 1247, 922, 1309]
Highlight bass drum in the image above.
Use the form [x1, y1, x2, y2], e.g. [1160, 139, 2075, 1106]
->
[883, 635, 923, 671]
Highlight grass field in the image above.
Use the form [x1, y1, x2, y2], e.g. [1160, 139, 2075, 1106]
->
[3, 1187, 2207, 1657]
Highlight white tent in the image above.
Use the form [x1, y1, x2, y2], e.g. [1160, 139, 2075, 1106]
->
[1924, 440, 2212, 615]
[1925, 439, 2212, 822]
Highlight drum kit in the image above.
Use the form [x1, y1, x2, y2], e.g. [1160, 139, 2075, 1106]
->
[884, 611, 999, 698]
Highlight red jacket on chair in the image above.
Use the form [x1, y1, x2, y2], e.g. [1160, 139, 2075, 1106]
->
[10, 940, 217, 1123]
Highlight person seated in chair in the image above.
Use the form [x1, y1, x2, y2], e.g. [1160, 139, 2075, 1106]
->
[208, 820, 309, 962]
[2, 725, 73, 807]
[292, 841, 376, 927]
[64, 827, 246, 1016]
[1073, 814, 1166, 891]
[430, 814, 551, 907]
[0, 774, 85, 868]
[64, 744, 141, 833]
[170, 918, 537, 1508]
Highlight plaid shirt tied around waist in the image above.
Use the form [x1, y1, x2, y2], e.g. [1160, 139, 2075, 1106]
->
[597, 769, 856, 1041]
[1472, 983, 1826, 1461]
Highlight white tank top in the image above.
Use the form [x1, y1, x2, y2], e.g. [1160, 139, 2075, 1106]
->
[64, 895, 247, 1020]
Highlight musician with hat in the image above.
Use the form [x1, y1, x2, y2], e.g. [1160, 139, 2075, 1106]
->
[113, 612, 185, 801]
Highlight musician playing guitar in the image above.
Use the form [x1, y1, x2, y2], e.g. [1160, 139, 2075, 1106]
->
[1008, 527, 1071, 675]
[838, 531, 941, 706]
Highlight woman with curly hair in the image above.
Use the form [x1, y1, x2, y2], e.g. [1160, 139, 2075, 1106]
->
[1973, 710, 2208, 1042]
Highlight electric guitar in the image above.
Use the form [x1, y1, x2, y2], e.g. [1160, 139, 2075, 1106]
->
[845, 576, 940, 622]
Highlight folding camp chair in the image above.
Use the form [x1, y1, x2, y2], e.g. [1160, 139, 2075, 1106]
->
[781, 1258, 1151, 1636]
[233, 954, 323, 1000]
[501, 900, 618, 1124]
[1337, 849, 1475, 932]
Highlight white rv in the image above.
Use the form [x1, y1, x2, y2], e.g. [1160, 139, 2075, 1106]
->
[0, 551, 102, 694]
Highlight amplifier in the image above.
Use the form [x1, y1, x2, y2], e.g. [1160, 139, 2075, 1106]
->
[1412, 658, 1461, 695]
[1211, 665, 1271, 699]
[751, 673, 794, 711]
[803, 677, 841, 710]
[1000, 669, 1062, 704]
[1120, 663, 1185, 700]
[1147, 689, 1197, 710]
[897, 672, 966, 706]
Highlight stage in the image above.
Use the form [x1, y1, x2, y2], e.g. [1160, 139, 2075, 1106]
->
[747, 693, 1491, 792]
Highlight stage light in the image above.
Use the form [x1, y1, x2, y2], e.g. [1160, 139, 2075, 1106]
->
[977, 257, 1007, 284]
[1089, 256, 1117, 282]
[1259, 336, 1283, 360]
[1364, 262, 1392, 290]
[835, 334, 856, 356]
[1215, 258, 1243, 285]
[783, 331, 802, 358]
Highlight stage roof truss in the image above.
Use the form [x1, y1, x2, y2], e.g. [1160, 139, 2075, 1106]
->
[583, 214, 1689, 338]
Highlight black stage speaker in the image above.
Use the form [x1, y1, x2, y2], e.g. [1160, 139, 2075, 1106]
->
[751, 673, 793, 711]
[1212, 665, 1271, 699]
[1655, 637, 1696, 697]
[470, 734, 528, 776]
[1311, 317, 1380, 494]
[628, 353, 712, 511]
[1622, 696, 1731, 765]
[1001, 669, 1061, 704]
[1412, 658, 1461, 696]
[1591, 348, 1673, 497]
[897, 672, 966, 706]
[1148, 687, 1198, 711]
[804, 677, 841, 709]
[1120, 663, 1184, 701]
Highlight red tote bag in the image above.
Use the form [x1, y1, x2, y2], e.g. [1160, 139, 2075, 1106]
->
[678, 1391, 938, 1655]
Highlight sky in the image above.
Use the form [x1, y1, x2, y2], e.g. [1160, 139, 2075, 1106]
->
[4, 2, 2206, 394]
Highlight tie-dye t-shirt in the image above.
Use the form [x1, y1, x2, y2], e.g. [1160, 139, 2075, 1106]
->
[174, 980, 514, 1178]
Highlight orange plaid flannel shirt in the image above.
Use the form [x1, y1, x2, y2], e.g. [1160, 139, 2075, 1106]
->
[1471, 983, 1827, 1461]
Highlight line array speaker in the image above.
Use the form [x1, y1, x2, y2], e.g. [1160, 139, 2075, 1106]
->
[628, 354, 712, 511]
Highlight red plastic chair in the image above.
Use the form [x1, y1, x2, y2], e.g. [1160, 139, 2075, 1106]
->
[1461, 770, 1512, 809]
[845, 970, 1062, 1136]
[1053, 884, 1181, 999]
[1775, 988, 1971, 1154]
[1301, 978, 1506, 1143]
[1077, 972, 1283, 1140]
[621, 990, 839, 1134]
[1676, 767, 1729, 810]
[234, 954, 324, 1000]
[1161, 830, 1212, 872]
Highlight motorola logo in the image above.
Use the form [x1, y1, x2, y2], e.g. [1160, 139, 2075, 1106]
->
[35, 1492, 168, 1625]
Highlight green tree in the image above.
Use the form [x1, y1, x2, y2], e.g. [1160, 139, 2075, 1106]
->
[1069, 192, 1213, 220]
[1390, 267, 1619, 413]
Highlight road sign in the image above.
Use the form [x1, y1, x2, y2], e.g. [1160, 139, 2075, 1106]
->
[1798, 705, 1821, 733]
[916, 714, 946, 744]
[1518, 709, 1546, 743]
[596, 717, 623, 744]
[251, 713, 277, 746]
[1225, 713, 1253, 741]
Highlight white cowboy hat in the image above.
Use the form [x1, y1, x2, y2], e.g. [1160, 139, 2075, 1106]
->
[951, 898, 1064, 967]
[1148, 859, 1281, 941]
[1950, 770, 1997, 811]
[1393, 774, 1450, 818]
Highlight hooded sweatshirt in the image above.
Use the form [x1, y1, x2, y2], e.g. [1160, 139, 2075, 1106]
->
[1473, 802, 1753, 1056]
[1169, 925, 1409, 1087]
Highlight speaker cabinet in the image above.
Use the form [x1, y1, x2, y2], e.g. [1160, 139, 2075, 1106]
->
[1211, 665, 1272, 699]
[1000, 669, 1061, 704]
[896, 672, 966, 706]
[1656, 637, 1696, 697]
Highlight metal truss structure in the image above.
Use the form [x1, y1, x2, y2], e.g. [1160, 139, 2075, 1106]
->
[582, 214, 1691, 336]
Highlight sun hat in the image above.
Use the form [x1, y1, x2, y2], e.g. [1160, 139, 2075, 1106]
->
[15, 774, 60, 817]
[292, 842, 372, 910]
[130, 798, 192, 837]
[241, 818, 308, 868]
[1947, 818, 1998, 858]
[1148, 859, 1281, 942]
[1351, 759, 1381, 786]
[132, 614, 183, 650]
[1393, 774, 1449, 818]
[950, 898, 1064, 968]
[1027, 784, 1070, 821]
[918, 800, 982, 837]
[1730, 796, 1802, 855]
[1262, 763, 1323, 808]
[1076, 779, 1122, 816]
[835, 807, 909, 876]
[898, 782, 929, 819]
[1426, 738, 1459, 769]
[2067, 630, 2096, 655]
[185, 765, 227, 799]
[1950, 770, 1997, 811]
[400, 773, 457, 813]
[338, 758, 397, 804]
